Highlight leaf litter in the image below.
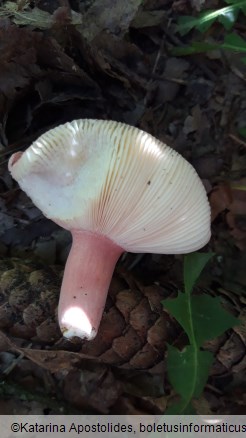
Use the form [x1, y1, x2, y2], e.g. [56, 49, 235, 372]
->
[0, 0, 245, 415]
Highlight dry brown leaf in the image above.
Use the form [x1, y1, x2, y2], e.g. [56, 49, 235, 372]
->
[80, 0, 143, 41]
[209, 182, 233, 221]
[0, 330, 97, 372]
[63, 368, 122, 413]
[225, 181, 246, 249]
[0, 19, 41, 97]
[131, 10, 166, 29]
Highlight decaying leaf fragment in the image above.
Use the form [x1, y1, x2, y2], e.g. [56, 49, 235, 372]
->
[0, 19, 41, 97]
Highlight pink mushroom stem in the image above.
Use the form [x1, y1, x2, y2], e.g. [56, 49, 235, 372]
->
[58, 230, 123, 340]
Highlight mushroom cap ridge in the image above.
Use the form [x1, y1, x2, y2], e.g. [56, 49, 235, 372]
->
[9, 119, 211, 254]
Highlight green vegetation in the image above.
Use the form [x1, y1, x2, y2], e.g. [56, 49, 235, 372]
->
[163, 252, 239, 413]
[173, 0, 246, 61]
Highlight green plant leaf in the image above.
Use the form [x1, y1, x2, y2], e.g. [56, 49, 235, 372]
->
[192, 42, 219, 51]
[197, 10, 220, 33]
[223, 33, 246, 52]
[164, 292, 239, 347]
[177, 12, 216, 35]
[164, 251, 240, 414]
[191, 295, 239, 344]
[184, 252, 214, 295]
[238, 127, 246, 138]
[167, 345, 213, 400]
[172, 42, 219, 56]
[177, 2, 246, 35]
[172, 34, 246, 56]
[223, 1, 246, 19]
[164, 291, 192, 341]
[218, 8, 239, 30]
[177, 16, 199, 35]
[166, 398, 195, 415]
[224, 0, 246, 4]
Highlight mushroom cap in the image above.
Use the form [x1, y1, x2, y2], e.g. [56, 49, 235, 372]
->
[9, 119, 211, 253]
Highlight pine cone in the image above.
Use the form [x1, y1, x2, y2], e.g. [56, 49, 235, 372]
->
[0, 258, 244, 378]
[0, 258, 178, 370]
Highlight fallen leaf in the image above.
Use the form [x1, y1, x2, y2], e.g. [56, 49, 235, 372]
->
[80, 0, 143, 41]
[209, 183, 233, 221]
[0, 18, 41, 98]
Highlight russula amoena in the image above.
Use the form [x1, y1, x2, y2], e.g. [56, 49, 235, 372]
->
[8, 119, 211, 340]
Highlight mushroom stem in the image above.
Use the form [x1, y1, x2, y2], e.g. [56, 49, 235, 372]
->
[58, 230, 123, 340]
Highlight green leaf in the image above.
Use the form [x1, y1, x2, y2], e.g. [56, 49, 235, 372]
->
[184, 252, 214, 295]
[224, 0, 246, 4]
[167, 345, 213, 400]
[173, 34, 246, 56]
[166, 399, 195, 415]
[177, 15, 200, 35]
[218, 8, 238, 30]
[172, 33, 246, 58]
[172, 46, 198, 56]
[223, 33, 246, 52]
[192, 295, 239, 345]
[177, 2, 246, 35]
[164, 291, 192, 341]
[164, 251, 240, 414]
[177, 12, 216, 35]
[223, 1, 246, 18]
[238, 127, 246, 138]
[172, 42, 219, 56]
[197, 11, 218, 33]
[164, 292, 239, 347]
[192, 42, 219, 51]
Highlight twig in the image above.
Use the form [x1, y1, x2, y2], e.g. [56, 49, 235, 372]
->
[2, 344, 32, 376]
[229, 133, 246, 149]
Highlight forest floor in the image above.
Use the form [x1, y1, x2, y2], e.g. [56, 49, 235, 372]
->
[0, 0, 245, 415]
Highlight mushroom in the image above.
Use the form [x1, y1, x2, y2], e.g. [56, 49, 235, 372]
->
[8, 119, 211, 340]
